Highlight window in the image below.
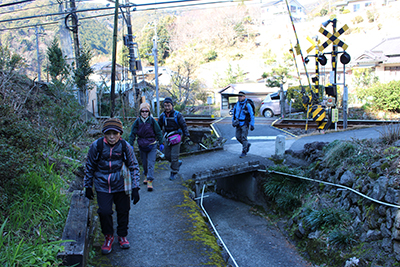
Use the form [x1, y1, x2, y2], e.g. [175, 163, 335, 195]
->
[291, 5, 296, 13]
[353, 4, 360, 12]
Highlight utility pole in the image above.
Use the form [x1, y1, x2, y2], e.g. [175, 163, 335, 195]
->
[123, 1, 140, 113]
[66, 0, 82, 104]
[110, 0, 119, 117]
[58, 1, 73, 66]
[34, 25, 44, 82]
[152, 22, 160, 117]
[68, 0, 80, 64]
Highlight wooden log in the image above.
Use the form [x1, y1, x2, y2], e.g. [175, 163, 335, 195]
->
[58, 190, 90, 267]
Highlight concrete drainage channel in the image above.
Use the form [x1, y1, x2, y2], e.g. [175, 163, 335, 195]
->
[192, 161, 267, 267]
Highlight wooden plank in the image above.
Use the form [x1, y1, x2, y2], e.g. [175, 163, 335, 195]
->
[58, 190, 90, 267]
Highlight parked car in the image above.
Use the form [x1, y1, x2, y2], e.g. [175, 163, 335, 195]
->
[260, 91, 297, 118]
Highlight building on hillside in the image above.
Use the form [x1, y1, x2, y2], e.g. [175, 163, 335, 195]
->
[88, 62, 167, 116]
[333, 0, 379, 12]
[260, 0, 306, 23]
[352, 36, 400, 83]
[218, 83, 279, 116]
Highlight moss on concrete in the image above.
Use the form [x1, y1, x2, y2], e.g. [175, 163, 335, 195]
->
[176, 190, 226, 266]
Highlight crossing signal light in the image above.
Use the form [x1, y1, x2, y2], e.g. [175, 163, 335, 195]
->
[340, 52, 351, 65]
[325, 86, 336, 97]
[317, 54, 327, 66]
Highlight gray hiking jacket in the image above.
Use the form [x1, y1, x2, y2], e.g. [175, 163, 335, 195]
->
[83, 137, 140, 193]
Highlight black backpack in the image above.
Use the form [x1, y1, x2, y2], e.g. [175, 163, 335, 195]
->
[95, 138, 127, 162]
[244, 99, 255, 123]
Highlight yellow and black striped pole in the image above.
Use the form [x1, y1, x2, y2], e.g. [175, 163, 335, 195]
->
[284, 0, 313, 132]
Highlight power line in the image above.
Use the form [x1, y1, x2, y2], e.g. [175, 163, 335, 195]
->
[0, 0, 233, 31]
[0, 0, 34, 8]
[0, 0, 232, 24]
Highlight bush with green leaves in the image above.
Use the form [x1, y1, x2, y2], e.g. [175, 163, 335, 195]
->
[352, 15, 364, 24]
[286, 85, 323, 111]
[328, 228, 355, 249]
[264, 166, 309, 213]
[304, 207, 350, 231]
[0, 43, 93, 266]
[366, 80, 400, 112]
[322, 140, 359, 168]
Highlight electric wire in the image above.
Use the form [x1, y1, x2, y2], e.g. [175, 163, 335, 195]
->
[0, 0, 34, 8]
[0, 0, 231, 24]
[200, 184, 239, 267]
[262, 169, 400, 209]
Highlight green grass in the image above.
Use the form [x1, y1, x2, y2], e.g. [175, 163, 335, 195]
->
[0, 160, 71, 266]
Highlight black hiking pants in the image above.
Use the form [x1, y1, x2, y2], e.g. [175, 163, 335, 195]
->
[97, 191, 131, 237]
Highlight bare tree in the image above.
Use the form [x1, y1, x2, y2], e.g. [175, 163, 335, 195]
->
[164, 60, 199, 109]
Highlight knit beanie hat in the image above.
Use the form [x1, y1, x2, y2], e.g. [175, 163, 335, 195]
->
[140, 102, 151, 111]
[102, 118, 123, 134]
[163, 97, 173, 105]
[238, 91, 246, 96]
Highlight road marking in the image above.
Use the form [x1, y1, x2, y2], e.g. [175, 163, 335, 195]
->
[231, 136, 277, 141]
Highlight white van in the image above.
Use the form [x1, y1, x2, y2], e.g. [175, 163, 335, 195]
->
[259, 91, 296, 118]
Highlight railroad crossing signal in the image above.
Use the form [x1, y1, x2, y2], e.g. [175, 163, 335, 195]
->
[306, 36, 320, 54]
[311, 104, 327, 130]
[318, 24, 349, 51]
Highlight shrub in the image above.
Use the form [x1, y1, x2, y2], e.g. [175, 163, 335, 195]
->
[323, 140, 359, 168]
[368, 80, 400, 112]
[366, 10, 378, 23]
[203, 49, 218, 63]
[304, 208, 350, 231]
[377, 124, 400, 144]
[328, 229, 355, 248]
[264, 166, 309, 213]
[352, 15, 364, 24]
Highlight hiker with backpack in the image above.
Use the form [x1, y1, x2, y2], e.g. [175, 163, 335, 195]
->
[158, 97, 190, 181]
[128, 102, 164, 191]
[83, 118, 140, 255]
[232, 91, 255, 158]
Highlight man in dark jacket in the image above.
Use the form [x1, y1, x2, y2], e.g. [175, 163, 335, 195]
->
[232, 91, 255, 158]
[158, 97, 190, 180]
[84, 118, 140, 255]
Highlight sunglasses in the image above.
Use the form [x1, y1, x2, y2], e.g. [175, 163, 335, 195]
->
[141, 110, 149, 113]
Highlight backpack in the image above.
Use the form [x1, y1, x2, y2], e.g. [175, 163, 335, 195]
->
[160, 110, 182, 134]
[95, 138, 127, 162]
[234, 99, 255, 124]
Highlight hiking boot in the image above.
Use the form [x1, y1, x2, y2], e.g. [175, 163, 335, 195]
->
[169, 173, 177, 181]
[118, 236, 130, 249]
[101, 234, 114, 255]
[147, 180, 153, 191]
[247, 143, 251, 153]
[143, 176, 148, 184]
[240, 152, 247, 158]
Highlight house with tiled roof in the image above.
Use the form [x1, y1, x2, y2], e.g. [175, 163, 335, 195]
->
[353, 36, 400, 83]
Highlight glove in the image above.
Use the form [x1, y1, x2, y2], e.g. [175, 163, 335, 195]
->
[159, 144, 164, 151]
[250, 125, 255, 131]
[131, 188, 140, 204]
[85, 188, 94, 200]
